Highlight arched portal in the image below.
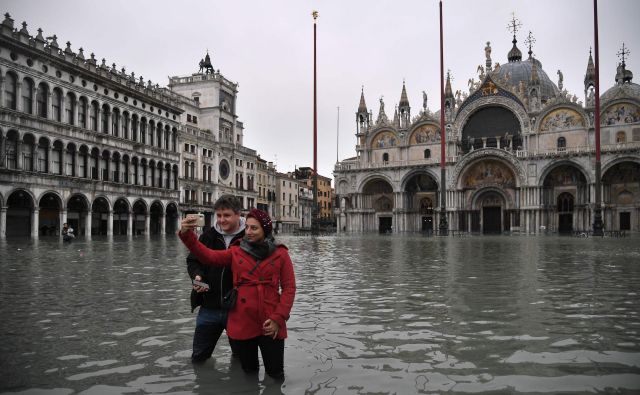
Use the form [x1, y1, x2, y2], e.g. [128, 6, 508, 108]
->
[362, 178, 394, 233]
[166, 203, 179, 234]
[542, 163, 588, 233]
[403, 172, 439, 232]
[6, 190, 33, 237]
[473, 189, 507, 234]
[150, 201, 163, 235]
[602, 161, 640, 231]
[113, 198, 130, 235]
[91, 197, 110, 235]
[132, 200, 147, 235]
[68, 194, 89, 235]
[39, 192, 62, 236]
[459, 158, 517, 233]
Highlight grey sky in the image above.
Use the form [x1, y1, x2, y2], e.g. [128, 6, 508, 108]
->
[4, 0, 639, 182]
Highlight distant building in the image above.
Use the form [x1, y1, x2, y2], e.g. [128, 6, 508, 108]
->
[275, 172, 299, 233]
[298, 183, 313, 229]
[168, 61, 257, 223]
[334, 25, 640, 234]
[294, 166, 335, 225]
[256, 156, 277, 218]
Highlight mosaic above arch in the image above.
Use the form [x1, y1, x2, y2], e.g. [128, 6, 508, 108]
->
[539, 108, 585, 132]
[372, 131, 397, 149]
[463, 159, 516, 189]
[602, 102, 640, 125]
[543, 165, 587, 186]
[409, 124, 440, 144]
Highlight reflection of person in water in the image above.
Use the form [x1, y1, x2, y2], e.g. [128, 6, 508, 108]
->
[192, 358, 285, 394]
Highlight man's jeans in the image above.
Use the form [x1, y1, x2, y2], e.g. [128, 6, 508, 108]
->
[191, 307, 229, 362]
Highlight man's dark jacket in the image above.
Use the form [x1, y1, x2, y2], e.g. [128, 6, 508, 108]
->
[186, 226, 245, 312]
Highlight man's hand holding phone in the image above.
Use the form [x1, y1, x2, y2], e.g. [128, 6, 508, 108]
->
[193, 275, 209, 292]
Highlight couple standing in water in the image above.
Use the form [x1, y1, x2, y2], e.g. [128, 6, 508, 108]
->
[180, 195, 296, 380]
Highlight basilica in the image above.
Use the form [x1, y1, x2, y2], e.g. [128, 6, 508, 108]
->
[334, 29, 640, 234]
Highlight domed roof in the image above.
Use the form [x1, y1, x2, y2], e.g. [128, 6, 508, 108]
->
[601, 81, 640, 104]
[494, 57, 559, 100]
[601, 63, 640, 104]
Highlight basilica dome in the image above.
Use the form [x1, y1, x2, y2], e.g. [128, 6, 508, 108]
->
[494, 57, 559, 101]
[600, 63, 640, 104]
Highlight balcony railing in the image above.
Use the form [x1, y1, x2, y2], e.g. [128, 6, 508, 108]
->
[335, 142, 640, 172]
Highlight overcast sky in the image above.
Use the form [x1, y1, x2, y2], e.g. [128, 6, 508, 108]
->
[4, 0, 639, 183]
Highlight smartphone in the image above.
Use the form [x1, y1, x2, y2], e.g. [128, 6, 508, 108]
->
[192, 279, 210, 290]
[187, 213, 205, 227]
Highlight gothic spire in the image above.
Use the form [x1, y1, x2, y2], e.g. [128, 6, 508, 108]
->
[399, 80, 410, 107]
[445, 70, 453, 98]
[358, 86, 367, 113]
[584, 47, 595, 88]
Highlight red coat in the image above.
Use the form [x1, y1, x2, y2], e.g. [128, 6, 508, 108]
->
[180, 231, 296, 340]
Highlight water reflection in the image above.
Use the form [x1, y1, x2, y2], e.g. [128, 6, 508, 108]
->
[1, 235, 639, 394]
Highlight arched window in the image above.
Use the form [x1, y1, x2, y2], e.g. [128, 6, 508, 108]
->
[4, 73, 17, 110]
[203, 164, 207, 181]
[52, 88, 62, 122]
[112, 109, 120, 137]
[90, 101, 99, 131]
[424, 149, 431, 159]
[382, 152, 389, 162]
[557, 192, 574, 212]
[22, 78, 34, 114]
[184, 161, 189, 178]
[557, 137, 566, 152]
[140, 119, 147, 144]
[78, 97, 87, 128]
[36, 82, 48, 118]
[148, 121, 154, 146]
[122, 112, 130, 139]
[65, 92, 75, 125]
[190, 162, 195, 180]
[101, 104, 110, 133]
[616, 131, 626, 143]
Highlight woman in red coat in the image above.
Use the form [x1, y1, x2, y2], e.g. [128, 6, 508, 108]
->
[179, 208, 295, 380]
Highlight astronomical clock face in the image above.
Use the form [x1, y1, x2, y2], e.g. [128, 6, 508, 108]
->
[219, 159, 230, 180]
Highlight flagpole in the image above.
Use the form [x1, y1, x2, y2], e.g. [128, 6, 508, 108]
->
[438, 0, 448, 235]
[592, 0, 604, 236]
[312, 10, 319, 235]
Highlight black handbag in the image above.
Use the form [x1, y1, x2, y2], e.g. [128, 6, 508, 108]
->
[221, 259, 262, 310]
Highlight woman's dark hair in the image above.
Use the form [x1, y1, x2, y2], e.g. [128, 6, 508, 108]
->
[213, 194, 242, 213]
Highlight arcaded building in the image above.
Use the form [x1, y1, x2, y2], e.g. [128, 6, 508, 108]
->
[334, 31, 639, 234]
[0, 14, 181, 237]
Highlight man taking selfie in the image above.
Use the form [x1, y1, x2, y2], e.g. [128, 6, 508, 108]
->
[186, 195, 245, 363]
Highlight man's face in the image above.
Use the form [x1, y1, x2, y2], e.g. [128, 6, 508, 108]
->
[216, 208, 240, 234]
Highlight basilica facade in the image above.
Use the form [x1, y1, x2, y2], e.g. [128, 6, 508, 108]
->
[334, 33, 640, 234]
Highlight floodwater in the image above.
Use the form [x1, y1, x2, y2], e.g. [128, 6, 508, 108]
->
[1, 234, 639, 395]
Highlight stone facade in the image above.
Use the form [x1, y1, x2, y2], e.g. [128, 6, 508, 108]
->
[334, 37, 640, 234]
[0, 13, 265, 238]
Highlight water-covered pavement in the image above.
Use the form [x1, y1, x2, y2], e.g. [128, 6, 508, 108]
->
[1, 234, 639, 394]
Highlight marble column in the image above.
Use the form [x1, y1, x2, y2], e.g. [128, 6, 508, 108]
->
[0, 206, 6, 239]
[107, 210, 113, 236]
[32, 208, 39, 238]
[85, 211, 92, 238]
[145, 214, 150, 236]
[160, 213, 166, 235]
[60, 209, 67, 236]
[127, 211, 133, 236]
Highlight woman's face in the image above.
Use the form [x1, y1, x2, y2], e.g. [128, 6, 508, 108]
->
[245, 217, 265, 242]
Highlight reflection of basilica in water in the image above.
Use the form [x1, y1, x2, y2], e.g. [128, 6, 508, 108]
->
[334, 24, 640, 234]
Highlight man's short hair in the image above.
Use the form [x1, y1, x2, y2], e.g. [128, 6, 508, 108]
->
[213, 195, 241, 213]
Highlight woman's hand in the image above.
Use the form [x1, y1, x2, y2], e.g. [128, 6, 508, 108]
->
[179, 216, 198, 234]
[263, 319, 280, 339]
